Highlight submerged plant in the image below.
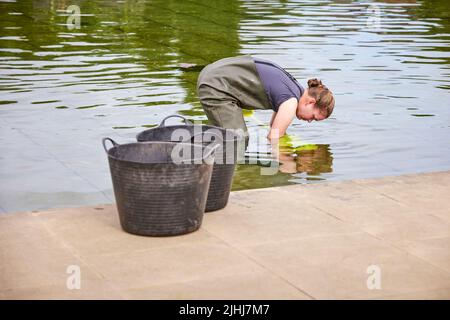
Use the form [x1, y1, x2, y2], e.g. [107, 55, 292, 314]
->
[279, 134, 318, 152]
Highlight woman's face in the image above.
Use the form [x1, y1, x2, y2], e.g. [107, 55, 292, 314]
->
[296, 92, 327, 122]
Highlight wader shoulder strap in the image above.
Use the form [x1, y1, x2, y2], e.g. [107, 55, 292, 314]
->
[197, 55, 272, 110]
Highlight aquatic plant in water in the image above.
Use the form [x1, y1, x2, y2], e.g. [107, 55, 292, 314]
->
[279, 135, 318, 152]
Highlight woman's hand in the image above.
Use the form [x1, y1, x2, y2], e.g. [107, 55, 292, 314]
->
[268, 135, 298, 174]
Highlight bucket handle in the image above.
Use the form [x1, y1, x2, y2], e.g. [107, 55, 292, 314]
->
[190, 131, 223, 143]
[202, 143, 220, 162]
[102, 137, 118, 153]
[159, 115, 193, 127]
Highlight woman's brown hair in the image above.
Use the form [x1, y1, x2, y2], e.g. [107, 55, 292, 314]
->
[307, 78, 335, 117]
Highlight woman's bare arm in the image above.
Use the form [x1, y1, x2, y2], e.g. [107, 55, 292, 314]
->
[267, 97, 297, 140]
[269, 111, 277, 127]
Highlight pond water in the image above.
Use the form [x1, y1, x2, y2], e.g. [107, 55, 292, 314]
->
[1, 0, 449, 213]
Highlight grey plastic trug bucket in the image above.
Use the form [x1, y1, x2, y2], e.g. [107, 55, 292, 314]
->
[103, 138, 217, 237]
[136, 115, 245, 212]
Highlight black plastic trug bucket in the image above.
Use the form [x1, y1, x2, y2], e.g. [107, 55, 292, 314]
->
[103, 138, 217, 236]
[136, 115, 244, 212]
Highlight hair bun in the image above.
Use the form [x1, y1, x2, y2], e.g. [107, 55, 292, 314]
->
[308, 78, 323, 88]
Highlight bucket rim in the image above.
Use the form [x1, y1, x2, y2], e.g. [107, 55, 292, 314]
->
[135, 124, 243, 143]
[104, 140, 214, 165]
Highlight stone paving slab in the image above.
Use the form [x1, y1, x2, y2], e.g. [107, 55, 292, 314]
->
[1, 171, 450, 299]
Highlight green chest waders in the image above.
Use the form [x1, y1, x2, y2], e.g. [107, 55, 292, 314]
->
[196, 55, 272, 147]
